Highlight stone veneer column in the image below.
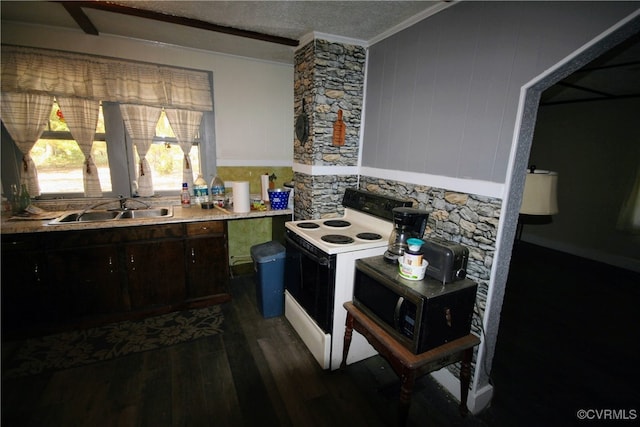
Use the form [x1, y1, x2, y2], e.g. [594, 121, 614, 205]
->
[293, 39, 366, 219]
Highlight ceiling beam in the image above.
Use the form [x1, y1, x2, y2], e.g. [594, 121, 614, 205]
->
[540, 93, 640, 106]
[55, 1, 299, 47]
[557, 81, 614, 98]
[61, 2, 99, 35]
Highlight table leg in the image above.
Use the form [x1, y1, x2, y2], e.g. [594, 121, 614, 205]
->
[340, 312, 354, 369]
[398, 369, 415, 427]
[459, 347, 473, 416]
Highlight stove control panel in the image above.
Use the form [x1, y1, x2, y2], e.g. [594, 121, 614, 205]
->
[342, 188, 412, 221]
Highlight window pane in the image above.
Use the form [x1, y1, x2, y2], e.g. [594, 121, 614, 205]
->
[157, 110, 175, 138]
[135, 143, 201, 192]
[32, 139, 112, 194]
[49, 100, 105, 133]
[50, 101, 69, 132]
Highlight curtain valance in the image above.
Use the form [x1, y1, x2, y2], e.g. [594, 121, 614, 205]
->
[1, 45, 213, 111]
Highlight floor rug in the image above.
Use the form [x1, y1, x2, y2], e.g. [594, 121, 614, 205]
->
[2, 305, 224, 379]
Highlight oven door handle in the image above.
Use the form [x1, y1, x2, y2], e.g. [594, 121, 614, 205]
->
[285, 235, 331, 266]
[393, 296, 405, 332]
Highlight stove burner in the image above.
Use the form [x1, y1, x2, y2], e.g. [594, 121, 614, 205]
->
[321, 234, 355, 245]
[356, 232, 382, 241]
[323, 219, 351, 228]
[296, 222, 320, 229]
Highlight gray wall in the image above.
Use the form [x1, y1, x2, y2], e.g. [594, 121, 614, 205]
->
[362, 1, 639, 183]
[360, 0, 639, 411]
[524, 98, 640, 271]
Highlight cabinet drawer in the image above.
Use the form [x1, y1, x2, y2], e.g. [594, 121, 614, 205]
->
[50, 228, 128, 249]
[185, 221, 224, 236]
[121, 223, 183, 241]
[1, 233, 42, 252]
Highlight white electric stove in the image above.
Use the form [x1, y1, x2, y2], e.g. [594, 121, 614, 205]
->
[283, 188, 411, 370]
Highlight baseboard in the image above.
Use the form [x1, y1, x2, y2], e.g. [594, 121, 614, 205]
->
[522, 236, 640, 272]
[430, 368, 494, 415]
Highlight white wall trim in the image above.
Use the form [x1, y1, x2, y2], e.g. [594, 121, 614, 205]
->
[291, 163, 505, 197]
[368, 1, 458, 46]
[298, 0, 458, 51]
[298, 31, 367, 50]
[292, 163, 359, 176]
[218, 159, 293, 167]
[522, 235, 640, 273]
[430, 368, 494, 415]
[360, 167, 505, 199]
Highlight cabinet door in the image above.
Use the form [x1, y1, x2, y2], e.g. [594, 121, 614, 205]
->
[185, 235, 229, 298]
[125, 239, 186, 309]
[47, 245, 127, 318]
[1, 236, 51, 332]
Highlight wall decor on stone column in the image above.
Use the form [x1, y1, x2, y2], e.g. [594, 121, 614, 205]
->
[332, 109, 345, 146]
[295, 98, 309, 144]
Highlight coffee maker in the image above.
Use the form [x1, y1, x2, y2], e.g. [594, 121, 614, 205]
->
[384, 207, 429, 263]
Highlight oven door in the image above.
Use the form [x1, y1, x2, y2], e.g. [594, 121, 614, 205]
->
[284, 233, 336, 333]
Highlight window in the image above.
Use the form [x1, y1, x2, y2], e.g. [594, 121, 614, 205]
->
[32, 100, 202, 198]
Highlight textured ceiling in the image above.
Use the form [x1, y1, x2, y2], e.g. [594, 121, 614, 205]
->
[1, 1, 449, 63]
[2, 1, 639, 103]
[108, 0, 442, 41]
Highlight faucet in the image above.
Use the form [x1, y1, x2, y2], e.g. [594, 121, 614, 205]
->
[117, 195, 151, 211]
[75, 195, 150, 221]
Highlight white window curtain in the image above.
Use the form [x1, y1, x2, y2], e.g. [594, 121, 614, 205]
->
[56, 97, 103, 197]
[120, 104, 162, 197]
[617, 166, 640, 234]
[165, 109, 203, 191]
[0, 92, 53, 197]
[2, 46, 213, 111]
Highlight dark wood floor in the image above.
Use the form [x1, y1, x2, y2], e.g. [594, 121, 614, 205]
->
[3, 243, 638, 426]
[484, 242, 640, 426]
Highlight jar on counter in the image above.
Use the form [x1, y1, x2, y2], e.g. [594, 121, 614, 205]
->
[404, 238, 424, 266]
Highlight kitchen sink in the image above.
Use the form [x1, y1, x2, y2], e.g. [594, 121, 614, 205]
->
[49, 207, 173, 225]
[118, 208, 172, 219]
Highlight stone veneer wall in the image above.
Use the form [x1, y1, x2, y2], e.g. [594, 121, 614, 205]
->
[292, 172, 358, 220]
[293, 39, 366, 219]
[358, 176, 502, 379]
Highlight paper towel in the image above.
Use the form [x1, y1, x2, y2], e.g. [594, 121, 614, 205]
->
[232, 181, 251, 213]
[261, 174, 270, 201]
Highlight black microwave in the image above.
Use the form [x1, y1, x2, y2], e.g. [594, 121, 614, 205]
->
[353, 256, 477, 354]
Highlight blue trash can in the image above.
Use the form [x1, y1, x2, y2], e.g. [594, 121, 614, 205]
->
[250, 241, 286, 318]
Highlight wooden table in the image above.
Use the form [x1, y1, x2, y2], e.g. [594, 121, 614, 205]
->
[341, 301, 480, 426]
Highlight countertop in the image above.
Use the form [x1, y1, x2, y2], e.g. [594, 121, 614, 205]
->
[1, 204, 292, 235]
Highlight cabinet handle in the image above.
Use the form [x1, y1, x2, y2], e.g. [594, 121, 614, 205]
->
[108, 256, 114, 274]
[130, 254, 136, 271]
[34, 262, 41, 283]
[191, 247, 196, 264]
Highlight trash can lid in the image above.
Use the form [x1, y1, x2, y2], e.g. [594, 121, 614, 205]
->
[250, 240, 286, 263]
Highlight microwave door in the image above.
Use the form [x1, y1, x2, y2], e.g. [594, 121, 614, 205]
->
[394, 296, 417, 341]
[393, 296, 404, 332]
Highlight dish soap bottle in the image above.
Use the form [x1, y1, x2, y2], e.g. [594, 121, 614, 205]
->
[210, 174, 225, 207]
[180, 182, 191, 207]
[193, 174, 209, 205]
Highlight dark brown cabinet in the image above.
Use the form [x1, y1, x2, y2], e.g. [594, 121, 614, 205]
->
[125, 239, 186, 309]
[1, 234, 53, 332]
[47, 244, 126, 318]
[1, 220, 231, 337]
[184, 221, 229, 300]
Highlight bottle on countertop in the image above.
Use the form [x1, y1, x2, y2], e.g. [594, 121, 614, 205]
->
[210, 174, 225, 207]
[181, 182, 191, 207]
[19, 184, 30, 212]
[193, 174, 209, 205]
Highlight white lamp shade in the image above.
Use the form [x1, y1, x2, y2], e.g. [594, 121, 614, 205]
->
[520, 171, 559, 215]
